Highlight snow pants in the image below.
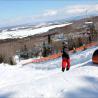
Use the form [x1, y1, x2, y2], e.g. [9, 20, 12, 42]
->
[62, 58, 70, 72]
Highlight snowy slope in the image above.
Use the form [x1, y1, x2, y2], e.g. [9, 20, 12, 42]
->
[19, 46, 98, 70]
[0, 23, 72, 39]
[0, 46, 98, 98]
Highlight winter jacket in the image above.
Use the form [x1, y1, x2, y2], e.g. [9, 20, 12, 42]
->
[62, 46, 69, 59]
[62, 51, 69, 59]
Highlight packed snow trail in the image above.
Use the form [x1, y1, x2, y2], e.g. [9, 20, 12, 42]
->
[0, 60, 91, 88]
[0, 61, 98, 98]
[0, 46, 98, 98]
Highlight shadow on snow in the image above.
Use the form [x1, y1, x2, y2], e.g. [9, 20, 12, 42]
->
[62, 76, 98, 98]
[0, 92, 15, 98]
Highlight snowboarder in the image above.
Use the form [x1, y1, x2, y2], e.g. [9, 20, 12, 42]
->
[61, 42, 70, 72]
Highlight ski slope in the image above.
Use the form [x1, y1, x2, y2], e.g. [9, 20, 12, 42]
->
[19, 46, 98, 70]
[0, 46, 98, 98]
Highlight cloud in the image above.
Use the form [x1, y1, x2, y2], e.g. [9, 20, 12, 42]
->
[94, 4, 98, 11]
[66, 4, 98, 15]
[31, 9, 58, 20]
[1, 4, 98, 27]
[43, 10, 58, 17]
[66, 6, 86, 14]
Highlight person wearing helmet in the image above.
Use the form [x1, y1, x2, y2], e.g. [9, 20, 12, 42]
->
[61, 42, 70, 72]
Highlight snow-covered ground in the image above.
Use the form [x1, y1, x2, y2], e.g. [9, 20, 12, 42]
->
[0, 23, 72, 39]
[19, 46, 98, 69]
[0, 46, 98, 98]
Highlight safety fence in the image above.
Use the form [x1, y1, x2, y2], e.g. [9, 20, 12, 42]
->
[21, 41, 98, 65]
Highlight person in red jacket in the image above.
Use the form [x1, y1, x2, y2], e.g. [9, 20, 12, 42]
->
[61, 42, 70, 72]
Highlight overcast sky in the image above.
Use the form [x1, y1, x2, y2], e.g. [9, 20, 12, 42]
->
[0, 0, 98, 27]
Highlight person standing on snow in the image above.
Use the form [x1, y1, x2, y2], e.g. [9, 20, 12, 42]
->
[61, 42, 70, 72]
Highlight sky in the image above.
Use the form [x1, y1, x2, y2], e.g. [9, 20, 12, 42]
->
[0, 0, 98, 27]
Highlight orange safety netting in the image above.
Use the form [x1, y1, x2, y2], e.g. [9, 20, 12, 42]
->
[31, 42, 98, 63]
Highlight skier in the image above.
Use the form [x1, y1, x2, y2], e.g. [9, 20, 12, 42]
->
[61, 42, 70, 72]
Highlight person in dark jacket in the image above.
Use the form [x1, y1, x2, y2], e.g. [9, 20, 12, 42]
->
[62, 42, 70, 72]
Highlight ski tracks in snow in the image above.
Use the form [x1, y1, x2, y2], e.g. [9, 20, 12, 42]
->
[0, 59, 91, 90]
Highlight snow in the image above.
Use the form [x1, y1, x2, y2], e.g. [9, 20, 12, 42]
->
[0, 23, 72, 39]
[0, 46, 98, 98]
[18, 46, 98, 69]
[85, 21, 93, 24]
